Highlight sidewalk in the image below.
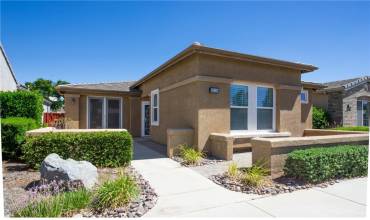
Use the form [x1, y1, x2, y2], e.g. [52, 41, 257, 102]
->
[132, 140, 367, 217]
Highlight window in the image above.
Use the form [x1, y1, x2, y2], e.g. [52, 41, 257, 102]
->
[230, 84, 275, 132]
[230, 85, 248, 130]
[301, 90, 309, 104]
[257, 87, 274, 130]
[88, 97, 122, 129]
[357, 100, 369, 126]
[151, 89, 159, 126]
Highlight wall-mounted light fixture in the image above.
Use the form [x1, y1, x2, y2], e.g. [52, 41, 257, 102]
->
[346, 104, 351, 112]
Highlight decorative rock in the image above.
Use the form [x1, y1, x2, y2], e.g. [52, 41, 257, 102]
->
[40, 153, 98, 189]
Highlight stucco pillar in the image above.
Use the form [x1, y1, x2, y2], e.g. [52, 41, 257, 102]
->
[64, 94, 80, 129]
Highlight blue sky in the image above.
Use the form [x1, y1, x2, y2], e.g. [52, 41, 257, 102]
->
[1, 1, 370, 84]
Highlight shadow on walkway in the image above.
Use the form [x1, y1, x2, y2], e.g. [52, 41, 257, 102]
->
[133, 137, 167, 160]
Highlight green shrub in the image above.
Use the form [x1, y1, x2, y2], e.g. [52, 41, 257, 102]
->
[0, 90, 43, 123]
[22, 131, 133, 168]
[312, 106, 330, 129]
[1, 117, 39, 160]
[179, 144, 204, 165]
[284, 145, 368, 183]
[242, 162, 269, 187]
[227, 162, 240, 180]
[14, 189, 91, 217]
[93, 174, 139, 209]
[332, 126, 369, 132]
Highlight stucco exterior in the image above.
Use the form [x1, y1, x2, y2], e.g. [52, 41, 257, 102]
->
[58, 44, 318, 153]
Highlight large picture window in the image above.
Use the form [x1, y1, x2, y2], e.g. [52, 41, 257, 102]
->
[230, 85, 248, 130]
[230, 84, 275, 132]
[151, 89, 159, 126]
[88, 97, 122, 129]
[357, 100, 369, 126]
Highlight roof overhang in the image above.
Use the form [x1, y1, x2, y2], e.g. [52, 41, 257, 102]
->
[301, 81, 327, 90]
[56, 86, 141, 96]
[131, 43, 319, 89]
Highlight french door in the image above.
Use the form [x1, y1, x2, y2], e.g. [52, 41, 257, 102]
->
[357, 100, 369, 126]
[88, 97, 122, 129]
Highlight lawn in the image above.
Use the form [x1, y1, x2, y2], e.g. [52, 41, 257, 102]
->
[332, 126, 369, 132]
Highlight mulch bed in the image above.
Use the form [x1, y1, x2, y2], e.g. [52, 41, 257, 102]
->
[2, 161, 157, 218]
[209, 172, 344, 196]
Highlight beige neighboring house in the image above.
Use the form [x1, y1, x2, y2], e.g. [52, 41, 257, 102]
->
[0, 45, 18, 91]
[57, 43, 321, 152]
[311, 76, 370, 127]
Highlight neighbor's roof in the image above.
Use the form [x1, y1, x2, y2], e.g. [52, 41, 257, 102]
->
[56, 81, 137, 94]
[131, 43, 318, 88]
[323, 76, 370, 91]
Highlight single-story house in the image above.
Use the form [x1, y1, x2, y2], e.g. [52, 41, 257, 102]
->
[56, 43, 320, 152]
[311, 76, 370, 127]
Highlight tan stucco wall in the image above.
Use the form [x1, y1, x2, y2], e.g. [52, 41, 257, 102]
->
[311, 92, 328, 110]
[63, 91, 140, 136]
[139, 53, 309, 151]
[301, 89, 314, 130]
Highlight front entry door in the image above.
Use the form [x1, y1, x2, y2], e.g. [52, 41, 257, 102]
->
[141, 101, 150, 136]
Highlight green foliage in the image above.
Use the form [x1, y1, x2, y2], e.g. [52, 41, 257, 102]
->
[25, 78, 69, 111]
[1, 117, 39, 160]
[227, 162, 240, 180]
[93, 174, 139, 209]
[178, 144, 204, 165]
[284, 145, 368, 183]
[22, 131, 133, 168]
[312, 106, 330, 129]
[242, 162, 269, 187]
[0, 90, 43, 122]
[14, 189, 91, 217]
[332, 126, 369, 132]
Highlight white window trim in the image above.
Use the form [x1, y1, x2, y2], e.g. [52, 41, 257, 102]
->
[301, 90, 309, 104]
[230, 82, 276, 133]
[87, 96, 123, 129]
[150, 89, 159, 126]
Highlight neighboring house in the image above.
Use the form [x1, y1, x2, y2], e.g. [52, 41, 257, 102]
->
[0, 45, 18, 91]
[311, 76, 370, 127]
[56, 43, 320, 152]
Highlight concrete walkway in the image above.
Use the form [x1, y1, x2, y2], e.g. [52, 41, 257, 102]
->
[132, 140, 367, 217]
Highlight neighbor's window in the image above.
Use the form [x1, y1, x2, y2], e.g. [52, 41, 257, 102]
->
[230, 85, 248, 130]
[301, 90, 309, 104]
[257, 87, 274, 130]
[151, 89, 159, 126]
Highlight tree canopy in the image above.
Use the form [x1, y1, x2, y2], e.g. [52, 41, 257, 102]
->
[25, 78, 69, 111]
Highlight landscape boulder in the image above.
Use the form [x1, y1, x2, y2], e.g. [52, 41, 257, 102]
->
[40, 153, 98, 189]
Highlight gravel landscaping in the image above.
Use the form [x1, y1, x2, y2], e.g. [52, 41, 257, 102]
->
[172, 155, 224, 167]
[210, 172, 362, 196]
[2, 161, 157, 217]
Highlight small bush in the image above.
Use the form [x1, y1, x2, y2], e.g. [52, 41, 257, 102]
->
[22, 131, 133, 168]
[0, 90, 43, 123]
[242, 163, 269, 187]
[333, 126, 369, 132]
[312, 106, 330, 129]
[1, 117, 39, 160]
[179, 144, 204, 165]
[93, 174, 139, 209]
[284, 145, 368, 183]
[227, 162, 240, 180]
[14, 189, 91, 217]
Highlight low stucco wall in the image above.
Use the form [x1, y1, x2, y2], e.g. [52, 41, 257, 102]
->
[251, 130, 369, 178]
[26, 127, 128, 136]
[166, 128, 194, 157]
[303, 128, 367, 136]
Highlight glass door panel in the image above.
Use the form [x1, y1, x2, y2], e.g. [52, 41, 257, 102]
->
[88, 98, 104, 128]
[107, 98, 121, 128]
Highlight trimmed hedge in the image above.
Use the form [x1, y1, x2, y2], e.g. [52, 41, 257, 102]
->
[284, 145, 368, 183]
[333, 126, 369, 132]
[0, 90, 43, 123]
[22, 131, 133, 168]
[1, 117, 39, 160]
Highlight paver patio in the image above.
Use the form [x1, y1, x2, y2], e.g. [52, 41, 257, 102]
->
[132, 139, 367, 217]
